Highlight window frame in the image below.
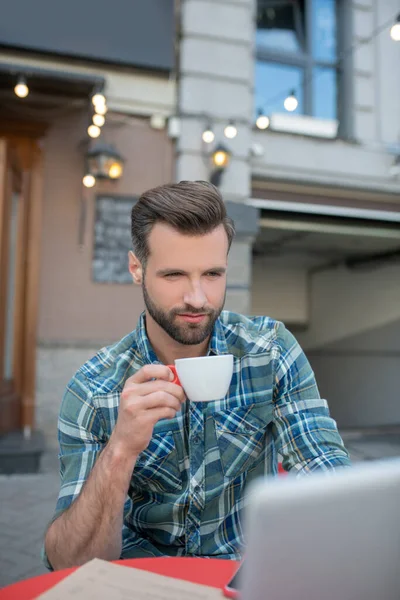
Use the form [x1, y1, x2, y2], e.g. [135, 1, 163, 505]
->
[255, 0, 342, 122]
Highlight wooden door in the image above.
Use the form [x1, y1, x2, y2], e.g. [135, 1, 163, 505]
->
[0, 137, 43, 435]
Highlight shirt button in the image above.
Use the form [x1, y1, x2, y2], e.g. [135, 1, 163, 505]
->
[193, 435, 201, 445]
[194, 484, 201, 494]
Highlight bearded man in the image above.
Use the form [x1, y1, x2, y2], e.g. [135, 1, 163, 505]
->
[43, 181, 350, 570]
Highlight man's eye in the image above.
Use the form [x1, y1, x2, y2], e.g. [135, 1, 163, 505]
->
[165, 272, 182, 278]
[206, 272, 222, 278]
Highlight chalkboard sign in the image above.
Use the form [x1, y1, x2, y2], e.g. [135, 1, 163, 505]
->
[92, 195, 137, 283]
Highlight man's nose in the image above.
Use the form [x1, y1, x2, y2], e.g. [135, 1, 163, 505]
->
[183, 283, 207, 309]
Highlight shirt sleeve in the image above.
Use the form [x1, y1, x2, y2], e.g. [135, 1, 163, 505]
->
[271, 322, 351, 474]
[42, 371, 106, 570]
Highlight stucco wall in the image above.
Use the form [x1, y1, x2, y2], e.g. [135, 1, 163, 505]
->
[38, 111, 174, 345]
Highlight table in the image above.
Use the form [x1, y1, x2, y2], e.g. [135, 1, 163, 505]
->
[0, 557, 239, 599]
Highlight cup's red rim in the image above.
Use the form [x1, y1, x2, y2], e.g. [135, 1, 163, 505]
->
[167, 364, 181, 386]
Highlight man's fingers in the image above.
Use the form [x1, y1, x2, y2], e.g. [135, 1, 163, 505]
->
[145, 406, 179, 423]
[138, 392, 182, 413]
[124, 380, 185, 402]
[126, 364, 174, 386]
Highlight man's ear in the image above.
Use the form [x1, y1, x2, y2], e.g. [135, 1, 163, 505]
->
[128, 251, 143, 285]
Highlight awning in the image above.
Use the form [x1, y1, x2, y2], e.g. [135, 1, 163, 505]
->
[249, 181, 400, 271]
[0, 62, 104, 124]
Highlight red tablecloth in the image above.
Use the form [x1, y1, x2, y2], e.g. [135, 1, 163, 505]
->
[0, 557, 239, 599]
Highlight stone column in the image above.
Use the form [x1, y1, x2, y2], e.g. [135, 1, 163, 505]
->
[176, 0, 259, 313]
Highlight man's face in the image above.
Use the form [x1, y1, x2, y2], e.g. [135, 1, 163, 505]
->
[136, 223, 228, 345]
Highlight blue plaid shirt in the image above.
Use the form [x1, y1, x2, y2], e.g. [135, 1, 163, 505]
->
[45, 311, 350, 565]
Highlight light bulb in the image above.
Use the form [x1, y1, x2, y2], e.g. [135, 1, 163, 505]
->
[202, 129, 215, 143]
[214, 151, 228, 167]
[14, 78, 29, 98]
[94, 104, 108, 116]
[390, 22, 400, 41]
[224, 122, 237, 139]
[88, 125, 101, 138]
[92, 93, 106, 107]
[92, 114, 105, 127]
[256, 114, 270, 130]
[108, 162, 123, 179]
[284, 92, 298, 112]
[83, 174, 96, 188]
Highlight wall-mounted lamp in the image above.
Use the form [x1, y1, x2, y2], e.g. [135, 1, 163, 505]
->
[210, 143, 231, 186]
[84, 142, 125, 185]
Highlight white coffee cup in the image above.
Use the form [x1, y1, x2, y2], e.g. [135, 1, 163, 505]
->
[173, 354, 234, 402]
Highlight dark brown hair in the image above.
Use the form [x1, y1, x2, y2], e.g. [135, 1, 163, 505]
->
[131, 180, 236, 265]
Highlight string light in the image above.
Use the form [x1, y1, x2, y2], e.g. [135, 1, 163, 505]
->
[94, 104, 108, 116]
[256, 109, 270, 130]
[92, 93, 106, 107]
[202, 124, 215, 144]
[390, 14, 400, 41]
[14, 76, 29, 98]
[284, 90, 298, 112]
[83, 174, 96, 188]
[88, 125, 101, 138]
[92, 114, 105, 127]
[224, 121, 238, 139]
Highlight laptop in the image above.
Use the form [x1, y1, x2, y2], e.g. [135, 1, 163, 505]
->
[241, 458, 400, 600]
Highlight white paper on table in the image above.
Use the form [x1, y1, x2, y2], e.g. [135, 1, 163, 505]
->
[36, 558, 223, 599]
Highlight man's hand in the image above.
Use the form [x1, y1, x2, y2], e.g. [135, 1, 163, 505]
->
[45, 364, 185, 570]
[109, 365, 186, 459]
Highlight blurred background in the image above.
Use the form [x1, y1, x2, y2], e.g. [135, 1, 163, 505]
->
[0, 0, 400, 588]
[0, 0, 400, 471]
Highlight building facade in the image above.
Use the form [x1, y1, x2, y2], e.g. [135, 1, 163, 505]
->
[177, 0, 400, 429]
[0, 0, 177, 466]
[0, 0, 399, 470]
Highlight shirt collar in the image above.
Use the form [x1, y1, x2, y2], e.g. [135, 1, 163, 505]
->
[208, 316, 229, 356]
[135, 312, 229, 364]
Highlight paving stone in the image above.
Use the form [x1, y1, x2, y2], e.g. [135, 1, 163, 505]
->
[0, 471, 59, 589]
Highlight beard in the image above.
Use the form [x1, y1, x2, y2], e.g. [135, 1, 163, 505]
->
[142, 280, 225, 346]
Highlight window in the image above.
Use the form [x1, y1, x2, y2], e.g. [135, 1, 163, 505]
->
[255, 0, 338, 121]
